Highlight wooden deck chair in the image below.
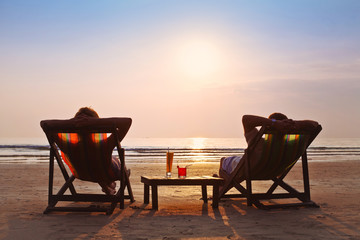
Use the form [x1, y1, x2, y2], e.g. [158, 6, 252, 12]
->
[40, 117, 135, 215]
[219, 124, 322, 209]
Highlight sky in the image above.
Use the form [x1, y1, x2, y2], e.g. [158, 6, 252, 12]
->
[1, 0, 359, 139]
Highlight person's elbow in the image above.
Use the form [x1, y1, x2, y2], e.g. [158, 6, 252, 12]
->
[242, 115, 252, 123]
[296, 120, 319, 131]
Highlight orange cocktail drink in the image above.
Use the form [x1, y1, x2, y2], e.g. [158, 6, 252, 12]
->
[166, 152, 174, 177]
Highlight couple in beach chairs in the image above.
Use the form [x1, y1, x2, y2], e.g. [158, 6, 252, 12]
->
[41, 108, 321, 214]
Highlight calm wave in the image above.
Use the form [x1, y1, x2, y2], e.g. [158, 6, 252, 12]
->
[0, 138, 359, 164]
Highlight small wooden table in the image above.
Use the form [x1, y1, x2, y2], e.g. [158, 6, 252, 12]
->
[141, 176, 224, 210]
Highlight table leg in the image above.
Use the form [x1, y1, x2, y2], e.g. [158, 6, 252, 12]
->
[144, 184, 149, 204]
[151, 184, 158, 210]
[201, 185, 208, 203]
[212, 184, 219, 209]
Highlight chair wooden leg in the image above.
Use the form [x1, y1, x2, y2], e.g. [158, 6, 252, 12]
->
[125, 167, 135, 202]
[246, 178, 252, 206]
[302, 152, 311, 201]
[47, 150, 55, 208]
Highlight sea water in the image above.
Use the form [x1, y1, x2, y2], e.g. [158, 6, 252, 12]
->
[0, 137, 359, 164]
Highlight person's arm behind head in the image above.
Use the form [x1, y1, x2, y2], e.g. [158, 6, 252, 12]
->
[293, 120, 319, 131]
[242, 115, 274, 133]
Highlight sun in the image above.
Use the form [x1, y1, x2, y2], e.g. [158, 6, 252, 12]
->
[176, 40, 221, 79]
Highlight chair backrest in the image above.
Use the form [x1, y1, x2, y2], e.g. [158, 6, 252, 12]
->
[246, 125, 322, 180]
[40, 117, 132, 183]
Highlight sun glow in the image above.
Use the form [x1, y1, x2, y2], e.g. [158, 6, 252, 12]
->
[191, 137, 206, 149]
[177, 40, 222, 79]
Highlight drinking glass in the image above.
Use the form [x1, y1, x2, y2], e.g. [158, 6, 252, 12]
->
[166, 152, 174, 177]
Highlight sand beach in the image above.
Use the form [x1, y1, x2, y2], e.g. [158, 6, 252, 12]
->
[1, 160, 359, 239]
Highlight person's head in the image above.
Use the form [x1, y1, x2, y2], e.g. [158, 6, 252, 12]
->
[268, 112, 288, 120]
[74, 107, 99, 118]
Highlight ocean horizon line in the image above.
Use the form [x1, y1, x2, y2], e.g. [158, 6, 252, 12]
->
[1, 137, 359, 164]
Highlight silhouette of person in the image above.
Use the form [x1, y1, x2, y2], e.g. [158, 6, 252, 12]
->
[218, 113, 319, 176]
[74, 107, 123, 195]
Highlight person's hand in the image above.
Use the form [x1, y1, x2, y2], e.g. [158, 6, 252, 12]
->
[283, 119, 296, 130]
[273, 119, 296, 133]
